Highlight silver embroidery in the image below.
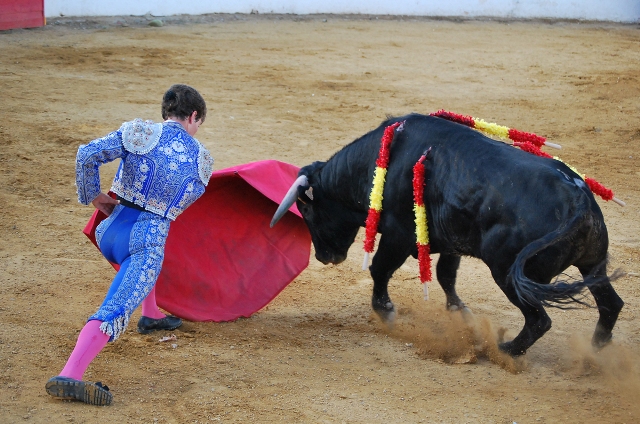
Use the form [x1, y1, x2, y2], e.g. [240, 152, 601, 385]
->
[120, 118, 163, 154]
[197, 142, 214, 185]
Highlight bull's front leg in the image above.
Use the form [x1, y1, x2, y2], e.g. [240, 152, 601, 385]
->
[369, 236, 411, 324]
[436, 254, 466, 311]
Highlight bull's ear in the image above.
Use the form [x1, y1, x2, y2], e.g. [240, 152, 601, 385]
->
[305, 187, 314, 200]
[297, 185, 314, 203]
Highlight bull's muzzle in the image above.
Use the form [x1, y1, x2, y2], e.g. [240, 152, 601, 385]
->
[315, 250, 347, 265]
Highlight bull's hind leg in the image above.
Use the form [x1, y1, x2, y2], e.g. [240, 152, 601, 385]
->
[492, 271, 552, 356]
[436, 254, 466, 311]
[579, 264, 624, 349]
[498, 301, 551, 356]
[369, 237, 411, 323]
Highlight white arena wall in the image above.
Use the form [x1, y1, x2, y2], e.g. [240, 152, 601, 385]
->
[45, 1, 640, 23]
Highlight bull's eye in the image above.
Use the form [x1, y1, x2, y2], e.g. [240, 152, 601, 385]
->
[299, 202, 312, 217]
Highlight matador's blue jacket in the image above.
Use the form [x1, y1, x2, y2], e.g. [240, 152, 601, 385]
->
[75, 119, 214, 220]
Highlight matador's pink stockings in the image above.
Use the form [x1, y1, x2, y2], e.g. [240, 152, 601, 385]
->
[141, 285, 166, 319]
[59, 286, 166, 380]
[59, 320, 109, 380]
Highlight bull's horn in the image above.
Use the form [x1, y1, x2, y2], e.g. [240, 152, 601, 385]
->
[270, 175, 308, 228]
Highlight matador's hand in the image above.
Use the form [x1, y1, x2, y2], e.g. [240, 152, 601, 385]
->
[91, 192, 120, 216]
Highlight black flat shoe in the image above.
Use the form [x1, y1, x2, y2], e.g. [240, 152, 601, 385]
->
[45, 376, 112, 406]
[137, 315, 182, 334]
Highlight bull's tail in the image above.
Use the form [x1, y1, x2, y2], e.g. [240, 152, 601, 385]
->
[506, 204, 606, 309]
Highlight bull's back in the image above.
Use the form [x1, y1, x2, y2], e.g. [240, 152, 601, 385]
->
[391, 115, 604, 263]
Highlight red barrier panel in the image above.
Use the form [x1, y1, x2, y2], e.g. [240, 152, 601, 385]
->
[0, 0, 44, 31]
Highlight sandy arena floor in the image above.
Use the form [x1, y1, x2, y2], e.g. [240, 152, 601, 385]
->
[1, 13, 639, 423]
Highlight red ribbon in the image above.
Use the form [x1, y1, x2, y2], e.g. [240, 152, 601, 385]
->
[413, 153, 432, 283]
[364, 209, 381, 253]
[376, 122, 402, 168]
[585, 178, 614, 201]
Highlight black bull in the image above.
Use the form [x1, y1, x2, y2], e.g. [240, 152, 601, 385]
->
[271, 113, 623, 356]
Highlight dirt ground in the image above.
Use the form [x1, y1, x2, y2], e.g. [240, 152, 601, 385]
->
[1, 13, 640, 423]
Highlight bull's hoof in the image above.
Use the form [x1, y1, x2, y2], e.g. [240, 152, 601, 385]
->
[592, 327, 613, 351]
[460, 306, 475, 324]
[498, 341, 527, 357]
[446, 300, 466, 312]
[448, 304, 475, 324]
[448, 304, 473, 315]
[373, 301, 396, 324]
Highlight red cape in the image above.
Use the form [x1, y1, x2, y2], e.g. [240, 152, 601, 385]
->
[83, 160, 311, 322]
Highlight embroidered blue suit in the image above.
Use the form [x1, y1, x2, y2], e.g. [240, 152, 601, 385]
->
[75, 119, 213, 340]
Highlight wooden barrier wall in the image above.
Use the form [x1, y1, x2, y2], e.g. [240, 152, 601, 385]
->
[0, 0, 44, 31]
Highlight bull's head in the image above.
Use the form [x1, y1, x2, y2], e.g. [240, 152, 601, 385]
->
[271, 162, 360, 265]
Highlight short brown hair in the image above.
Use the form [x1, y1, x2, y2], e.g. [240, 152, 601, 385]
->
[161, 84, 207, 123]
